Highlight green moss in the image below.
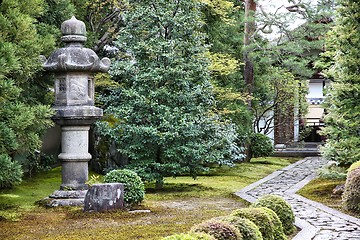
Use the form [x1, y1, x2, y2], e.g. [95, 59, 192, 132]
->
[297, 178, 345, 208]
[0, 157, 299, 238]
[148, 157, 300, 201]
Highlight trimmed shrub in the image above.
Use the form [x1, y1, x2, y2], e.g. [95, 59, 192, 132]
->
[250, 133, 274, 158]
[0, 154, 23, 189]
[191, 219, 243, 240]
[348, 161, 360, 173]
[212, 216, 262, 240]
[260, 207, 287, 240]
[252, 194, 296, 235]
[104, 169, 145, 206]
[343, 162, 360, 214]
[162, 233, 216, 240]
[231, 207, 274, 240]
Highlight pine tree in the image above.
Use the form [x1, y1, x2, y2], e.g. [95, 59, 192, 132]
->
[98, 0, 240, 187]
[321, 0, 360, 165]
[0, 0, 54, 186]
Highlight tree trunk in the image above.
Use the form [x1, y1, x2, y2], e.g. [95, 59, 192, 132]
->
[243, 0, 256, 105]
[243, 0, 257, 162]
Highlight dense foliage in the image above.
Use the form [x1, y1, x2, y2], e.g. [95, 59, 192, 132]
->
[249, 133, 274, 158]
[343, 161, 360, 214]
[98, 0, 240, 187]
[231, 207, 275, 240]
[260, 207, 287, 240]
[0, 154, 23, 188]
[320, 0, 360, 166]
[0, 0, 60, 185]
[191, 219, 243, 240]
[104, 169, 145, 206]
[252, 194, 295, 235]
[213, 215, 262, 240]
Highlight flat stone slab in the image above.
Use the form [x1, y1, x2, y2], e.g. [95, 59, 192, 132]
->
[84, 183, 125, 212]
[235, 157, 360, 240]
[43, 198, 85, 207]
[50, 190, 87, 199]
[40, 190, 88, 207]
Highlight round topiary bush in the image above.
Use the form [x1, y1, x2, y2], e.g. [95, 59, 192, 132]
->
[251, 194, 296, 235]
[104, 169, 145, 206]
[191, 219, 243, 240]
[231, 207, 274, 240]
[212, 216, 262, 240]
[260, 207, 287, 240]
[348, 161, 360, 173]
[0, 154, 23, 189]
[250, 133, 274, 158]
[343, 162, 360, 214]
[162, 232, 216, 240]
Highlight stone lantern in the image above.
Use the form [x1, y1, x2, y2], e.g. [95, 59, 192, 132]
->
[43, 16, 110, 206]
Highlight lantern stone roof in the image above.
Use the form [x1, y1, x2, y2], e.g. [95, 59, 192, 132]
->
[43, 16, 110, 73]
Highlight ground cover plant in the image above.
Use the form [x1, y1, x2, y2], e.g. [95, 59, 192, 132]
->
[0, 157, 298, 239]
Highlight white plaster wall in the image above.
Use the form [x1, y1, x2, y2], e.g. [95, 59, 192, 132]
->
[308, 82, 323, 98]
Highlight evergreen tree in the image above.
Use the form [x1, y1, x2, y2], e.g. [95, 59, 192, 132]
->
[98, 0, 240, 187]
[201, 0, 253, 155]
[0, 0, 54, 186]
[321, 0, 360, 165]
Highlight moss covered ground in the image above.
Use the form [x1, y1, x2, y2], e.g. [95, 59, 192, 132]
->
[0, 157, 299, 239]
[297, 178, 360, 218]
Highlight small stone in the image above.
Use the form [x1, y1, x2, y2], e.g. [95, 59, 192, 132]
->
[332, 184, 345, 196]
[129, 210, 151, 214]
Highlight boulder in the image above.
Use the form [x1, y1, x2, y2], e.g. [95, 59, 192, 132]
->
[84, 183, 125, 212]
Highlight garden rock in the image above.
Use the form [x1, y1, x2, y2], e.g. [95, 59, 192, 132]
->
[332, 184, 345, 196]
[84, 183, 124, 212]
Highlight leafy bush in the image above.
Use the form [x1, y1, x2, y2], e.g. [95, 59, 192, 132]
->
[191, 219, 243, 240]
[162, 233, 216, 240]
[104, 169, 145, 206]
[0, 154, 23, 189]
[260, 207, 287, 240]
[343, 162, 360, 214]
[317, 162, 347, 180]
[231, 207, 274, 240]
[250, 133, 274, 158]
[252, 194, 296, 235]
[212, 216, 262, 240]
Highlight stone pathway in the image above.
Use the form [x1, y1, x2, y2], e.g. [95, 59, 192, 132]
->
[235, 157, 360, 240]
